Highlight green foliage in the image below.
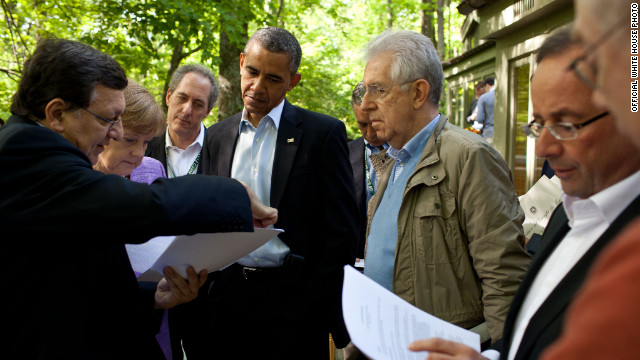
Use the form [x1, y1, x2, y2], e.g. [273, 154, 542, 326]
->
[0, 0, 465, 136]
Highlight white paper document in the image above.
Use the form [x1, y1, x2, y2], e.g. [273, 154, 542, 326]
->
[342, 265, 480, 360]
[518, 175, 563, 238]
[126, 228, 283, 281]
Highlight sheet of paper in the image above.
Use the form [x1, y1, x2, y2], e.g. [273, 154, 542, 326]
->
[126, 228, 282, 281]
[518, 175, 563, 238]
[342, 265, 480, 359]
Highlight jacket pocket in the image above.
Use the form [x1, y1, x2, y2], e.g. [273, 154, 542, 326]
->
[413, 189, 462, 265]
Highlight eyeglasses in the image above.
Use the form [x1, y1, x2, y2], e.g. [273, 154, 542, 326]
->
[80, 107, 121, 130]
[568, 16, 629, 90]
[522, 111, 609, 140]
[358, 80, 416, 103]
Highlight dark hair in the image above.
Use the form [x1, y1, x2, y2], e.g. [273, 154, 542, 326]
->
[483, 77, 495, 86]
[168, 64, 219, 112]
[536, 25, 576, 64]
[351, 82, 365, 106]
[10, 37, 127, 120]
[245, 27, 302, 75]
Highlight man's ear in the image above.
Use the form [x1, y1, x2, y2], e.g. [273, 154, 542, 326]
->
[288, 73, 302, 91]
[165, 89, 173, 105]
[413, 79, 430, 110]
[43, 98, 68, 133]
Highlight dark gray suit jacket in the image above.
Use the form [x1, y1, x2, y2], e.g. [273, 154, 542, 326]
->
[203, 99, 359, 347]
[348, 136, 367, 259]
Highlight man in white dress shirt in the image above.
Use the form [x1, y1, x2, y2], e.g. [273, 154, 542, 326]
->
[145, 64, 218, 177]
[408, 25, 640, 360]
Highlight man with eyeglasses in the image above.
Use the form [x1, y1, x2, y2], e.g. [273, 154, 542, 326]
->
[409, 25, 640, 360]
[146, 64, 218, 178]
[349, 82, 388, 266]
[347, 29, 530, 357]
[0, 38, 277, 359]
[535, 2, 640, 359]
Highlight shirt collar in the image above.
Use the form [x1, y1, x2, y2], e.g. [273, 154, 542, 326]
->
[239, 99, 285, 133]
[165, 122, 205, 149]
[364, 138, 389, 151]
[387, 114, 440, 163]
[562, 168, 640, 226]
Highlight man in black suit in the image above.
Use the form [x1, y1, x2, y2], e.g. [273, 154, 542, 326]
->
[170, 26, 358, 359]
[408, 26, 640, 360]
[0, 38, 276, 359]
[348, 82, 387, 264]
[145, 64, 218, 177]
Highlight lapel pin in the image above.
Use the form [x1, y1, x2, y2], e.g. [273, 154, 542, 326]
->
[287, 138, 295, 143]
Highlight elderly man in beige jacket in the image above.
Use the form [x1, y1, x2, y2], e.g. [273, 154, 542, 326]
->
[348, 29, 530, 358]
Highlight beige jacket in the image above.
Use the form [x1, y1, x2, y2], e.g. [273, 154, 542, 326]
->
[367, 115, 530, 342]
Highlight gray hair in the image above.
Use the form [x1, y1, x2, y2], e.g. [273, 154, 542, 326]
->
[364, 29, 443, 105]
[168, 64, 219, 112]
[245, 27, 302, 75]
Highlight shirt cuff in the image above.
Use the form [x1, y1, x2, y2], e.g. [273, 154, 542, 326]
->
[481, 349, 501, 360]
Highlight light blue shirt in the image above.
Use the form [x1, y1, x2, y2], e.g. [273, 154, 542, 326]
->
[476, 87, 495, 139]
[386, 114, 440, 183]
[232, 100, 290, 267]
[364, 115, 440, 290]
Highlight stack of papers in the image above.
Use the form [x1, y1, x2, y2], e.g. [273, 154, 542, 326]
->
[342, 265, 480, 359]
[126, 228, 283, 281]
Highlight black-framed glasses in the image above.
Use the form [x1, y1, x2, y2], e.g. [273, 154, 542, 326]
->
[80, 107, 120, 130]
[522, 111, 609, 140]
[568, 16, 629, 90]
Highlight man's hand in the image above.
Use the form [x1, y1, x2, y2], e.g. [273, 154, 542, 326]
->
[237, 179, 278, 228]
[154, 265, 207, 310]
[408, 338, 489, 360]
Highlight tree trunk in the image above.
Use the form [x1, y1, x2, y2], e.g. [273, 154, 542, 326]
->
[162, 41, 185, 111]
[387, 0, 393, 29]
[436, 0, 445, 60]
[420, 0, 436, 44]
[218, 19, 247, 122]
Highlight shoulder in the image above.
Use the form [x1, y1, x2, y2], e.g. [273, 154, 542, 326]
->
[438, 122, 507, 168]
[130, 157, 166, 184]
[348, 136, 364, 149]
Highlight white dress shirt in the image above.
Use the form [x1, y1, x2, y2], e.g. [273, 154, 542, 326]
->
[232, 100, 290, 267]
[165, 123, 205, 178]
[503, 169, 640, 360]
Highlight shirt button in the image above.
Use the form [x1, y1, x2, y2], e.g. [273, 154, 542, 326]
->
[254, 258, 259, 262]
[432, 175, 438, 180]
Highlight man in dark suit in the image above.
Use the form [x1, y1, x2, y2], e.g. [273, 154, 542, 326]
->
[0, 38, 277, 359]
[348, 82, 387, 264]
[408, 26, 640, 360]
[145, 64, 218, 177]
[170, 27, 358, 359]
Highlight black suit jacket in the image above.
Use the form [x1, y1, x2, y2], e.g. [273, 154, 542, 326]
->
[0, 115, 253, 359]
[348, 137, 367, 259]
[145, 129, 209, 175]
[499, 194, 640, 359]
[203, 99, 359, 346]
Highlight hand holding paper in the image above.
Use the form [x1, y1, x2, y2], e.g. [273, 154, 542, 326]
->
[126, 228, 283, 281]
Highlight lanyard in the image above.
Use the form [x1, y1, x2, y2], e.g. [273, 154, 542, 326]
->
[166, 150, 201, 178]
